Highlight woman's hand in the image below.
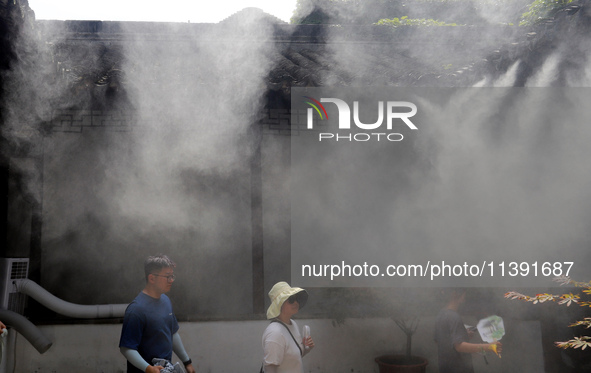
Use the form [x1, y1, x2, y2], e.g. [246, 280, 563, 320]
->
[303, 336, 315, 350]
[264, 364, 279, 373]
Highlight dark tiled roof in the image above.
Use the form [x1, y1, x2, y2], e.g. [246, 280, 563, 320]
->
[20, 2, 591, 112]
[38, 21, 516, 88]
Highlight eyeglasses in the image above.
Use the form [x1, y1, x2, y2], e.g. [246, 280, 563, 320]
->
[152, 274, 175, 282]
[287, 295, 298, 304]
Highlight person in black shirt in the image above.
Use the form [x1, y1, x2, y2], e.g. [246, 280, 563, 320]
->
[434, 289, 502, 373]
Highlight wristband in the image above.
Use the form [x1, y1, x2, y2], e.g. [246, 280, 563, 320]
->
[183, 359, 192, 366]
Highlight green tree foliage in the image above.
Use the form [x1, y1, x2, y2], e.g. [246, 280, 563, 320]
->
[291, 0, 530, 25]
[291, 0, 406, 24]
[520, 0, 574, 25]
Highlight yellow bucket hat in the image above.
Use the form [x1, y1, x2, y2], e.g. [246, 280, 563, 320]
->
[266, 281, 308, 319]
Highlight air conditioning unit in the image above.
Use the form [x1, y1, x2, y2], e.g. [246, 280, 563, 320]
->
[0, 258, 29, 314]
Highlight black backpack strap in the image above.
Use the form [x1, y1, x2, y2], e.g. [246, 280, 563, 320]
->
[271, 319, 303, 357]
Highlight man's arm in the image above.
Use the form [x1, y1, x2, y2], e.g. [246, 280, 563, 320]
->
[120, 346, 163, 373]
[172, 332, 195, 373]
[455, 341, 502, 355]
[263, 364, 278, 373]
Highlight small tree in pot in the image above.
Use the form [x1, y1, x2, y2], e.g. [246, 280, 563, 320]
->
[375, 317, 429, 373]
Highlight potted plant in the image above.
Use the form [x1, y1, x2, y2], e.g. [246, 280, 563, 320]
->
[375, 317, 429, 373]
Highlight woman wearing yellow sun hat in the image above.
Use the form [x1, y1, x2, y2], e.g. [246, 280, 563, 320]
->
[261, 282, 315, 373]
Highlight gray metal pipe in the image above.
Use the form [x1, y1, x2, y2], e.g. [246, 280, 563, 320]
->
[0, 309, 52, 354]
[13, 279, 128, 319]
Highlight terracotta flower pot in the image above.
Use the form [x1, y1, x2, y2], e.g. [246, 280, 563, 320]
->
[375, 355, 428, 373]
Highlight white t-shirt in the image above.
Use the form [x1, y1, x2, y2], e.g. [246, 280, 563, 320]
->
[262, 319, 304, 373]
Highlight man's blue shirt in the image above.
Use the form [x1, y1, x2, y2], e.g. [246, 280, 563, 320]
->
[120, 292, 180, 372]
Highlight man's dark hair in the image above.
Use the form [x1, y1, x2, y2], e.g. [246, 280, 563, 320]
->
[144, 254, 176, 281]
[439, 287, 467, 303]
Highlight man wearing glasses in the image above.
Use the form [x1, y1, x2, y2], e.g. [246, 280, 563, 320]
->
[119, 254, 195, 373]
